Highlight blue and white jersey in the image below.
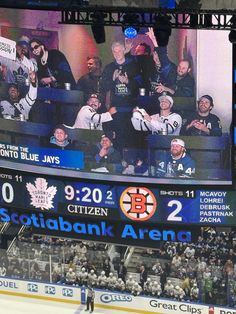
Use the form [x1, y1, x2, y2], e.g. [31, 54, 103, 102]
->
[156, 152, 196, 178]
[0, 55, 37, 86]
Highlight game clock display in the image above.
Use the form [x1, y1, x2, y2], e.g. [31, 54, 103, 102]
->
[0, 171, 235, 226]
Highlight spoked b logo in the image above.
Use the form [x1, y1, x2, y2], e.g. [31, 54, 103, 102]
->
[120, 187, 157, 221]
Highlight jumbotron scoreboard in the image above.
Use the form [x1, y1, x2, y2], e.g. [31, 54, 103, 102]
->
[0, 170, 234, 226]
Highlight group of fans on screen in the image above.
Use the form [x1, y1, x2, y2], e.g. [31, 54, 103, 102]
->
[0, 28, 225, 178]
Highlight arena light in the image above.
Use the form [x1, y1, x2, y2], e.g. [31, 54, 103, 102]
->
[123, 26, 138, 39]
[153, 14, 172, 46]
[189, 14, 199, 28]
[176, 0, 202, 10]
[159, 0, 176, 9]
[122, 14, 140, 39]
[203, 13, 213, 27]
[90, 11, 107, 44]
[228, 30, 236, 43]
[228, 16, 236, 43]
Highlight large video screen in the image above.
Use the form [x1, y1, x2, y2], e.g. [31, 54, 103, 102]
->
[0, 8, 232, 185]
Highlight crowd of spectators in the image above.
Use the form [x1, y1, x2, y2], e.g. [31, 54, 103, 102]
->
[0, 227, 236, 307]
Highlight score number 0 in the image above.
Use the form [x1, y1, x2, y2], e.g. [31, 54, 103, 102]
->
[1, 183, 14, 203]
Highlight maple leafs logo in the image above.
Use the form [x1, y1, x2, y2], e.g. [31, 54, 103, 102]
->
[13, 66, 28, 85]
[26, 178, 57, 210]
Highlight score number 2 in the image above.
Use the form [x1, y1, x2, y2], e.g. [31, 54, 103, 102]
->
[167, 200, 183, 222]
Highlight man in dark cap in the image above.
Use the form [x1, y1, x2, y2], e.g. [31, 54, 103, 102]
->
[181, 95, 222, 136]
[91, 131, 121, 165]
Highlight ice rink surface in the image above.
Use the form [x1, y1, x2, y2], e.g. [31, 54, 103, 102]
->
[0, 294, 141, 314]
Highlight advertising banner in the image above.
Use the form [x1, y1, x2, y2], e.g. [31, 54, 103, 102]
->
[0, 277, 234, 314]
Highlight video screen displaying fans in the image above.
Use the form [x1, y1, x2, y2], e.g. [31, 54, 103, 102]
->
[0, 8, 232, 185]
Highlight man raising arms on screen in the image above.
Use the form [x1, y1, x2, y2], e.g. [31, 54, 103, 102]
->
[0, 70, 37, 121]
[131, 95, 182, 135]
[73, 94, 116, 130]
[156, 59, 195, 97]
[146, 28, 195, 97]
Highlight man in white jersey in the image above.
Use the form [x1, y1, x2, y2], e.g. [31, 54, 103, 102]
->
[131, 95, 182, 135]
[73, 94, 116, 130]
[0, 70, 37, 120]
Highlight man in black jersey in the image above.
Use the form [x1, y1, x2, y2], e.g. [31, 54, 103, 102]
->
[181, 95, 222, 136]
[100, 41, 142, 150]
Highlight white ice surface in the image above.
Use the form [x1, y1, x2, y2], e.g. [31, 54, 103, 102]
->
[0, 294, 140, 314]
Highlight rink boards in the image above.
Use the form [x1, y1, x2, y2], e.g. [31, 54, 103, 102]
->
[0, 276, 233, 314]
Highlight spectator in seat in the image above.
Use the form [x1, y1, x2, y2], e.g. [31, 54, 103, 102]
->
[29, 38, 75, 89]
[131, 95, 182, 135]
[155, 138, 196, 178]
[48, 124, 74, 150]
[76, 56, 103, 102]
[90, 131, 121, 166]
[0, 70, 37, 121]
[181, 95, 222, 136]
[73, 94, 116, 130]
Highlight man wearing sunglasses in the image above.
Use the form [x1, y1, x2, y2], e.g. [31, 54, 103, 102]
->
[29, 38, 75, 89]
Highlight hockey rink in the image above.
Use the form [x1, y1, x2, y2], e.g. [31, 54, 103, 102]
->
[0, 294, 141, 314]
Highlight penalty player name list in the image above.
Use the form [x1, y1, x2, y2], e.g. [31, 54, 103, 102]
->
[199, 191, 233, 223]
